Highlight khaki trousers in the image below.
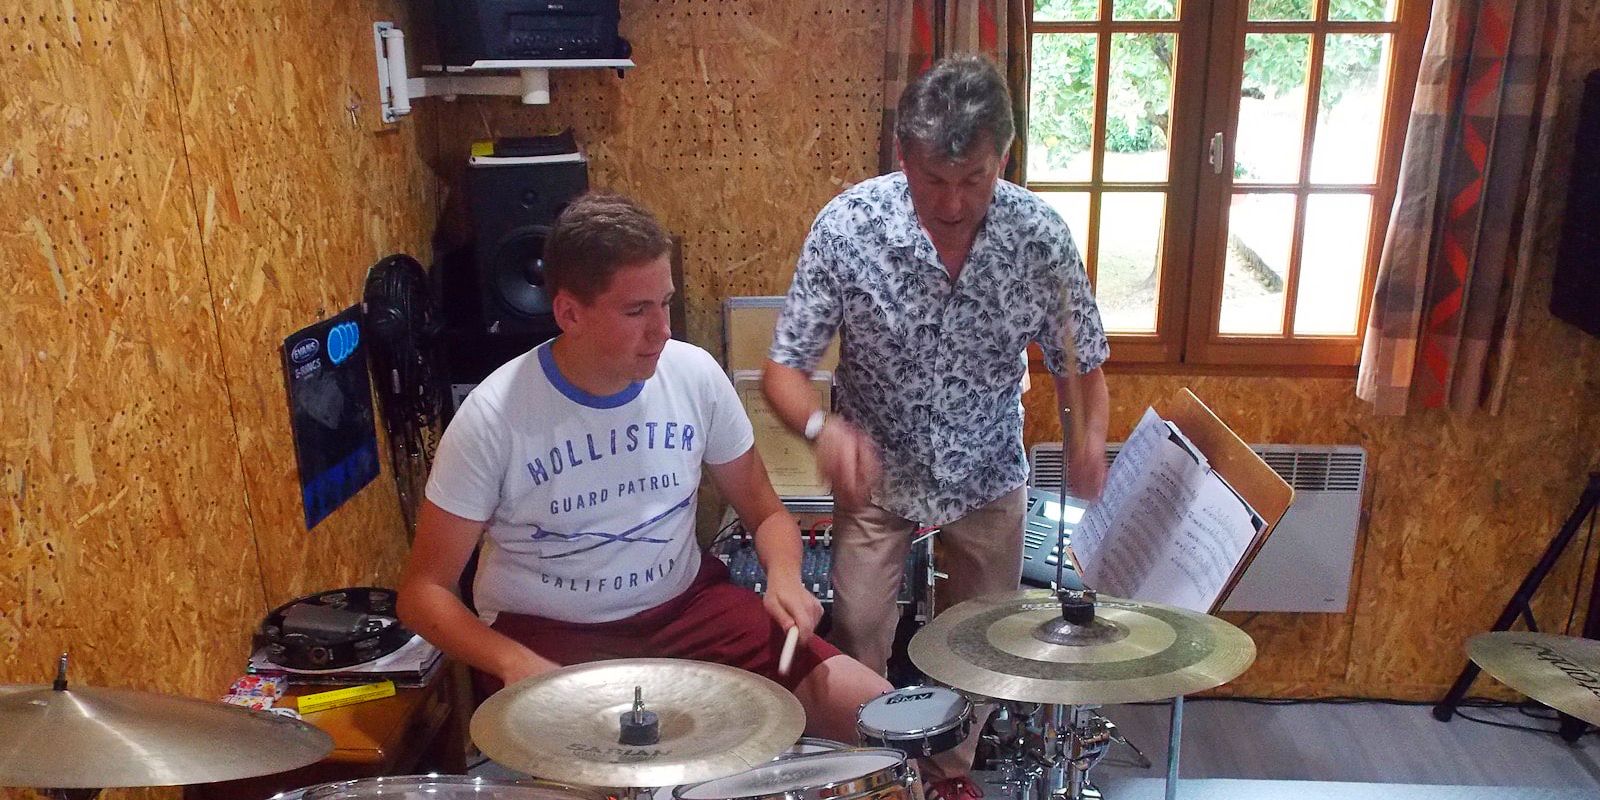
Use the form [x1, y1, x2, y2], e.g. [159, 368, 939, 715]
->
[829, 486, 1027, 778]
[829, 485, 1028, 675]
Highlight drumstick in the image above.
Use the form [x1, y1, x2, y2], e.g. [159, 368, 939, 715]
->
[1064, 543, 1087, 579]
[778, 626, 800, 676]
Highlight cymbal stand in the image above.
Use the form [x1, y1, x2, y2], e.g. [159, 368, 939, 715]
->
[36, 657, 103, 800]
[985, 702, 1115, 800]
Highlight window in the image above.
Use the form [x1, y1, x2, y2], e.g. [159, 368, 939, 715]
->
[1027, 0, 1429, 370]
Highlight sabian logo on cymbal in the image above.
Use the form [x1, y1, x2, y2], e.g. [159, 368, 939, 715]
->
[566, 742, 667, 760]
[1517, 642, 1600, 698]
[886, 691, 934, 704]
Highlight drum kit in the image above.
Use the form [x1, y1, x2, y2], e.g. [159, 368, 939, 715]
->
[452, 584, 1259, 800]
[5, 610, 1597, 800]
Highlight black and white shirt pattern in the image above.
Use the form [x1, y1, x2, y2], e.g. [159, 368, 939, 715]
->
[770, 173, 1109, 525]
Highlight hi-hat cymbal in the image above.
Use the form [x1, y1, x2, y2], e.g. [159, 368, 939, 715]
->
[1468, 632, 1600, 727]
[471, 658, 805, 788]
[0, 684, 333, 788]
[909, 589, 1256, 705]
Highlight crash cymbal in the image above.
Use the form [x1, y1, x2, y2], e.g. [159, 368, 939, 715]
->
[0, 683, 332, 788]
[909, 589, 1256, 705]
[471, 658, 805, 788]
[1468, 632, 1600, 727]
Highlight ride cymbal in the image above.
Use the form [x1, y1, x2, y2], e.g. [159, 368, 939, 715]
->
[909, 589, 1256, 705]
[471, 658, 805, 788]
[1468, 632, 1600, 727]
[0, 684, 332, 788]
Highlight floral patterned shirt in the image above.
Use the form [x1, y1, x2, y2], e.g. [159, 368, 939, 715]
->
[770, 173, 1109, 525]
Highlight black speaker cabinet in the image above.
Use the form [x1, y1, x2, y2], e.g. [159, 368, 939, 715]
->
[1553, 70, 1600, 339]
[466, 159, 588, 339]
[434, 0, 625, 65]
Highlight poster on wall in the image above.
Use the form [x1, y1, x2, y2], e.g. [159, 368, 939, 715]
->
[282, 305, 380, 529]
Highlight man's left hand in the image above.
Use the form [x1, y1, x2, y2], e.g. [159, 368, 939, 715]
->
[762, 578, 823, 642]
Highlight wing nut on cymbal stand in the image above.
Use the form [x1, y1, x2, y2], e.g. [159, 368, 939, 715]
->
[618, 686, 661, 747]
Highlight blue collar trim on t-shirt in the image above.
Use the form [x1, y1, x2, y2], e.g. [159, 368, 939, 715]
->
[538, 343, 645, 409]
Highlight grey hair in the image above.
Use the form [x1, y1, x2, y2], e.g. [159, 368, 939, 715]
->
[894, 54, 1015, 161]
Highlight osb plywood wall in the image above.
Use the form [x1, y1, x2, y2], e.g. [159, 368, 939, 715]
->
[436, 0, 1600, 701]
[1022, 7, 1600, 698]
[2, 3, 434, 782]
[436, 0, 886, 352]
[157, 0, 436, 605]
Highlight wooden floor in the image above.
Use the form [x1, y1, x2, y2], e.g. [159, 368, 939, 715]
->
[1086, 699, 1600, 795]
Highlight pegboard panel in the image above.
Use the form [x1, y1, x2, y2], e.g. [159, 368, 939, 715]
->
[437, 0, 886, 352]
[3, 20, 439, 800]
[156, 0, 438, 607]
[0, 0, 265, 761]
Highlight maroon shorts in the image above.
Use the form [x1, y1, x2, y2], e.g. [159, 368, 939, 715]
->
[477, 552, 842, 698]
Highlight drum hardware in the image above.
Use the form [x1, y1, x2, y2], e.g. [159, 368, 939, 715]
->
[977, 702, 1125, 800]
[910, 589, 1255, 800]
[0, 654, 332, 798]
[620, 686, 662, 746]
[470, 658, 805, 788]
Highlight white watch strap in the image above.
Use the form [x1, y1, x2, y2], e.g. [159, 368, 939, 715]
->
[803, 410, 828, 441]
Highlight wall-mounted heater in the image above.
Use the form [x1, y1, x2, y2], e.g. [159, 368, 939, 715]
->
[1029, 442, 1368, 613]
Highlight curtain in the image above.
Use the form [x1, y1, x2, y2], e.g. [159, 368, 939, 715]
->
[879, 0, 1031, 183]
[1357, 0, 1569, 414]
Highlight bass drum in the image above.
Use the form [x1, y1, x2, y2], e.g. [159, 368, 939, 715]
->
[285, 775, 607, 800]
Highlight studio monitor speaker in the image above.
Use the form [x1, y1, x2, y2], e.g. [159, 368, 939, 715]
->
[1553, 70, 1600, 339]
[466, 159, 588, 339]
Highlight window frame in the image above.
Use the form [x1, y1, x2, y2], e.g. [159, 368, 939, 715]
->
[1024, 0, 1434, 372]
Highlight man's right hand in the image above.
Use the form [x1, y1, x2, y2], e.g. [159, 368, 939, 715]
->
[495, 646, 560, 688]
[814, 416, 881, 510]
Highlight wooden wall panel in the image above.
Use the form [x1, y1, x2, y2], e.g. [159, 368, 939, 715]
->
[3, 2, 437, 796]
[432, 0, 1600, 700]
[157, 0, 438, 607]
[0, 1, 263, 700]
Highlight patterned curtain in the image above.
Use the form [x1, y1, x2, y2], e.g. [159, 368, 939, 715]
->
[1357, 0, 1569, 414]
[879, 0, 1031, 183]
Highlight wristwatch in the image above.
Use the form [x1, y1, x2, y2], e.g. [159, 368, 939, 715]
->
[803, 409, 828, 442]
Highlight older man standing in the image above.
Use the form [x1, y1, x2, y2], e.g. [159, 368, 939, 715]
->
[762, 54, 1111, 696]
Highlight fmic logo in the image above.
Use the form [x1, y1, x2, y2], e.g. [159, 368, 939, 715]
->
[326, 321, 360, 365]
[885, 691, 934, 705]
[289, 338, 320, 365]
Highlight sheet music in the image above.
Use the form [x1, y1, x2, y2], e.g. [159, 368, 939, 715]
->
[1074, 408, 1263, 612]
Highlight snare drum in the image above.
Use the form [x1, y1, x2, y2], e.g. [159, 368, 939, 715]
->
[781, 737, 851, 757]
[652, 738, 855, 800]
[673, 748, 916, 800]
[290, 775, 607, 800]
[856, 686, 973, 758]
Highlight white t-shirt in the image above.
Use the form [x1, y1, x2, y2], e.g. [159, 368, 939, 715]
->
[426, 339, 755, 624]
